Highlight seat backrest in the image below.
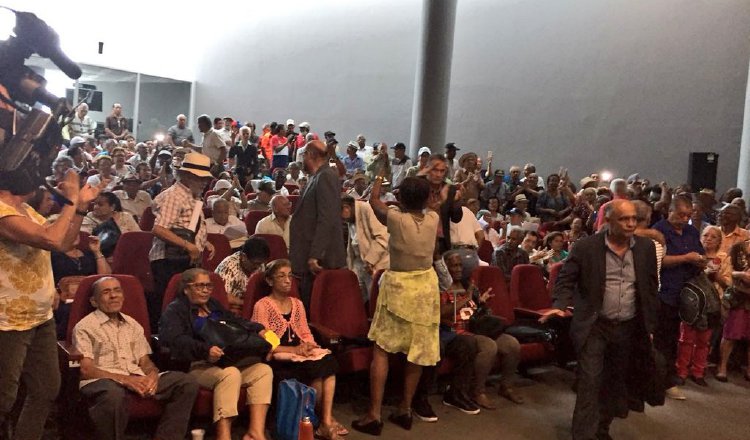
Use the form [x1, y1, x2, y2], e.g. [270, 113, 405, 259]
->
[241, 271, 300, 320]
[510, 264, 551, 310]
[309, 269, 369, 338]
[547, 262, 564, 296]
[286, 194, 299, 211]
[161, 272, 229, 312]
[470, 266, 515, 322]
[202, 233, 233, 271]
[111, 231, 156, 292]
[244, 210, 270, 235]
[478, 239, 494, 264]
[283, 183, 298, 194]
[251, 234, 289, 260]
[138, 206, 156, 231]
[66, 274, 149, 343]
[368, 269, 385, 319]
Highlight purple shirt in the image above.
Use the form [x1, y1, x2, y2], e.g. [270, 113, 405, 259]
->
[652, 219, 704, 306]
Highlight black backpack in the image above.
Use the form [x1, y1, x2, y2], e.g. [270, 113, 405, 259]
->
[679, 273, 721, 330]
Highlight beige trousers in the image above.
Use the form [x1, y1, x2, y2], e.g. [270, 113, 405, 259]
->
[190, 362, 273, 422]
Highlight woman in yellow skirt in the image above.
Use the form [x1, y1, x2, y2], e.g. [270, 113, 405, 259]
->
[352, 175, 440, 435]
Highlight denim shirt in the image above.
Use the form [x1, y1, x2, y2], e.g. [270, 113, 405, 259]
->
[652, 219, 704, 306]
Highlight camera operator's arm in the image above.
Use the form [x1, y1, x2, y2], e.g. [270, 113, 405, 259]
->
[0, 170, 101, 251]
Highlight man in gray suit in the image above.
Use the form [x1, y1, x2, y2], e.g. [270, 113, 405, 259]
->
[540, 200, 662, 440]
[290, 140, 347, 308]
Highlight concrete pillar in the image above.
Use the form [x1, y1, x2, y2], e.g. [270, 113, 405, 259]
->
[408, 0, 457, 158]
[737, 57, 750, 197]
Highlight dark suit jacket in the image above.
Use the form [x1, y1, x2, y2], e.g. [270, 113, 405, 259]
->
[289, 165, 346, 273]
[552, 231, 658, 352]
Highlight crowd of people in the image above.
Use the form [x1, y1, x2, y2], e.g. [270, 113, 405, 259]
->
[2, 103, 750, 440]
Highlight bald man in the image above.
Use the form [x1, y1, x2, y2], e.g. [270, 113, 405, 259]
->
[289, 140, 346, 308]
[540, 200, 661, 440]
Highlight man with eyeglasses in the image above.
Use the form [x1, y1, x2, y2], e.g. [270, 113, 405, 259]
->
[652, 195, 706, 400]
[215, 237, 271, 314]
[73, 277, 199, 440]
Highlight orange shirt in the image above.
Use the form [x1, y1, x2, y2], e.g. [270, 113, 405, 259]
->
[260, 130, 273, 161]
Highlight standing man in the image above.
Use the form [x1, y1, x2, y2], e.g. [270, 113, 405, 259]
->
[652, 195, 705, 400]
[717, 204, 749, 255]
[104, 103, 129, 140]
[444, 142, 460, 179]
[229, 126, 260, 188]
[540, 200, 661, 440]
[290, 140, 346, 308]
[64, 103, 96, 140]
[183, 115, 227, 175]
[355, 134, 372, 163]
[166, 114, 194, 147]
[390, 142, 412, 189]
[73, 277, 199, 440]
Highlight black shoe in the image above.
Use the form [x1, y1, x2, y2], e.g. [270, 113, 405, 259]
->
[674, 376, 686, 386]
[690, 376, 709, 387]
[442, 391, 480, 415]
[351, 419, 383, 436]
[388, 410, 413, 431]
[714, 372, 728, 382]
[413, 398, 439, 422]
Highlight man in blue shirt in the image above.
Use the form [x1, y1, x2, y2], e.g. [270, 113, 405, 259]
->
[343, 142, 364, 177]
[652, 195, 705, 400]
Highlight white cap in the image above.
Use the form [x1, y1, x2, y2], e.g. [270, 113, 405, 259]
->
[286, 119, 295, 126]
[418, 146, 432, 156]
[213, 179, 232, 191]
[299, 122, 310, 129]
[69, 136, 86, 146]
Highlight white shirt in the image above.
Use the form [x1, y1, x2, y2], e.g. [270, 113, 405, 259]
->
[206, 216, 247, 248]
[114, 190, 152, 219]
[128, 153, 151, 166]
[202, 129, 227, 164]
[255, 213, 291, 250]
[449, 206, 482, 247]
[86, 174, 118, 192]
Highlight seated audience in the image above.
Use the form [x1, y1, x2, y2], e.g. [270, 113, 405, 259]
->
[86, 155, 118, 192]
[73, 277, 199, 440]
[252, 260, 347, 440]
[536, 173, 572, 224]
[520, 230, 546, 265]
[492, 228, 529, 282]
[206, 199, 248, 249]
[114, 172, 153, 220]
[543, 231, 569, 266]
[160, 269, 272, 440]
[245, 181, 275, 212]
[81, 192, 141, 235]
[215, 236, 271, 314]
[255, 195, 292, 251]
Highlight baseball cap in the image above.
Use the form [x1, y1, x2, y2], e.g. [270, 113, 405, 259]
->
[626, 173, 641, 184]
[299, 122, 310, 129]
[286, 119, 295, 126]
[514, 194, 528, 203]
[418, 146, 431, 156]
[445, 142, 460, 150]
[69, 136, 86, 147]
[324, 130, 336, 137]
[392, 142, 406, 150]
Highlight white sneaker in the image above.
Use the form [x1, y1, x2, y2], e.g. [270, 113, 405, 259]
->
[665, 386, 686, 400]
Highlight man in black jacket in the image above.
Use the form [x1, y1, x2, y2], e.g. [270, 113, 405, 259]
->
[540, 200, 662, 440]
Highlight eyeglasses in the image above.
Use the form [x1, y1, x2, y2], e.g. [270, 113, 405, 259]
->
[187, 283, 214, 291]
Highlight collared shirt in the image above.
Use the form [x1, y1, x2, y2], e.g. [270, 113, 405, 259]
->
[127, 153, 151, 166]
[201, 129, 227, 164]
[149, 181, 207, 261]
[114, 190, 153, 219]
[492, 243, 530, 281]
[653, 219, 704, 306]
[255, 213, 291, 250]
[215, 251, 251, 299]
[719, 225, 750, 256]
[245, 199, 271, 213]
[206, 216, 247, 249]
[105, 116, 128, 137]
[390, 157, 412, 189]
[73, 309, 151, 388]
[167, 124, 194, 145]
[601, 235, 637, 321]
[343, 156, 365, 174]
[228, 141, 259, 175]
[66, 114, 96, 138]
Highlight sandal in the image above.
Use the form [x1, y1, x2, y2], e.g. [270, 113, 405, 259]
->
[315, 424, 344, 440]
[331, 420, 349, 436]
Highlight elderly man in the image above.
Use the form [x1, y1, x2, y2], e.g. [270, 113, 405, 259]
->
[246, 181, 275, 212]
[73, 277, 199, 440]
[540, 200, 660, 440]
[343, 142, 365, 176]
[481, 169, 509, 208]
[390, 142, 412, 189]
[215, 236, 271, 314]
[127, 142, 151, 166]
[347, 172, 370, 200]
[166, 114, 194, 147]
[521, 163, 544, 189]
[255, 195, 292, 251]
[183, 115, 226, 172]
[207, 199, 247, 249]
[64, 103, 97, 140]
[341, 195, 390, 302]
[114, 172, 152, 219]
[717, 204, 749, 254]
[505, 165, 523, 193]
[406, 146, 431, 178]
[290, 140, 346, 308]
[148, 153, 216, 329]
[104, 103, 129, 140]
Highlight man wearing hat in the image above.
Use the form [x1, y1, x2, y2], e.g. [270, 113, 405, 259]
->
[444, 142, 460, 178]
[114, 172, 153, 219]
[481, 169, 509, 208]
[344, 141, 365, 176]
[290, 140, 347, 309]
[390, 142, 412, 188]
[296, 122, 316, 148]
[366, 142, 391, 182]
[406, 146, 432, 178]
[513, 194, 533, 222]
[286, 119, 297, 138]
[148, 152, 216, 328]
[347, 172, 370, 199]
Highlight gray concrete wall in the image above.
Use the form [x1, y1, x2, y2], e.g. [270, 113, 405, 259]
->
[190, 0, 750, 190]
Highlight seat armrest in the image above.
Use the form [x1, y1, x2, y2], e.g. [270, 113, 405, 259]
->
[57, 341, 83, 368]
[514, 307, 545, 319]
[309, 323, 341, 346]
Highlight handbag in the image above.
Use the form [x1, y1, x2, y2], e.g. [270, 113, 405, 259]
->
[275, 379, 318, 440]
[164, 227, 196, 262]
[198, 317, 272, 368]
[92, 218, 121, 258]
[468, 305, 507, 339]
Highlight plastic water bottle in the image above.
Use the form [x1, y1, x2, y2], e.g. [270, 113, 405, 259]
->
[298, 416, 314, 440]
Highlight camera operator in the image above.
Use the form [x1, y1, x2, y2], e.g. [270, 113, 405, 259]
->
[0, 169, 101, 439]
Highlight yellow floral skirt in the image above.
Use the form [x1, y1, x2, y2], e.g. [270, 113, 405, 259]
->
[368, 268, 440, 366]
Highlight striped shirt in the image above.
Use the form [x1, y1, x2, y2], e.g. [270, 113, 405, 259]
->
[149, 181, 207, 261]
[73, 310, 151, 387]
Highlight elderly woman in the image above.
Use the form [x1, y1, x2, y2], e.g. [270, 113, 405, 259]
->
[81, 192, 141, 235]
[353, 176, 440, 435]
[716, 241, 750, 382]
[543, 231, 568, 266]
[252, 259, 346, 440]
[676, 226, 730, 385]
[86, 155, 119, 192]
[454, 152, 485, 203]
[160, 268, 272, 440]
[47, 155, 75, 186]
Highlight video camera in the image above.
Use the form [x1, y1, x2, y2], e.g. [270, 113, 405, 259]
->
[0, 8, 82, 195]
